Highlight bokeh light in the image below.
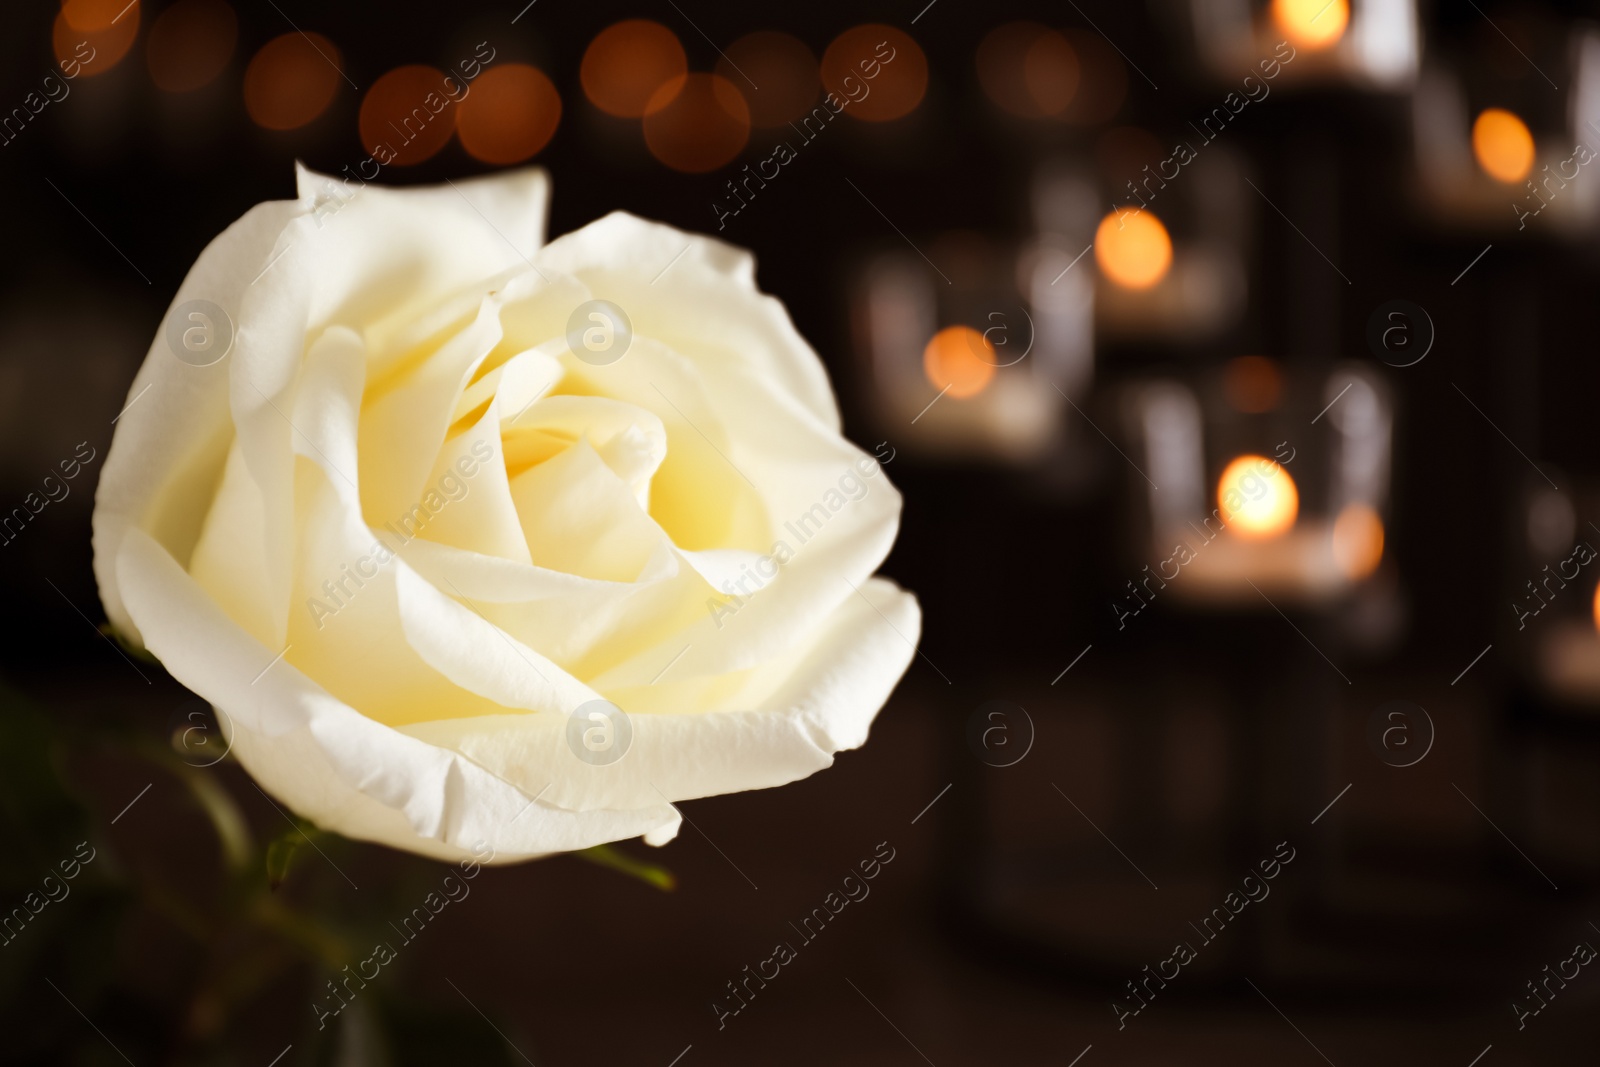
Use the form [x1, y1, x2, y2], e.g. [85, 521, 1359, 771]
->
[456, 64, 561, 165]
[1096, 126, 1165, 183]
[821, 25, 927, 122]
[244, 32, 343, 130]
[1272, 0, 1350, 51]
[718, 31, 818, 128]
[1331, 503, 1385, 579]
[581, 20, 686, 119]
[923, 326, 996, 399]
[642, 73, 750, 173]
[1472, 108, 1535, 184]
[60, 0, 129, 31]
[1094, 209, 1173, 290]
[359, 66, 458, 166]
[1025, 29, 1080, 116]
[54, 1, 139, 77]
[1062, 29, 1128, 124]
[1592, 579, 1600, 633]
[978, 23, 1079, 118]
[1218, 455, 1299, 539]
[1224, 356, 1284, 414]
[146, 0, 238, 94]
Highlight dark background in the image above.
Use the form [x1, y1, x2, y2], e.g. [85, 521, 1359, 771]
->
[4, 1, 1600, 1064]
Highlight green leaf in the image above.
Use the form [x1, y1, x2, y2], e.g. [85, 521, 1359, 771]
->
[266, 830, 304, 891]
[574, 843, 676, 891]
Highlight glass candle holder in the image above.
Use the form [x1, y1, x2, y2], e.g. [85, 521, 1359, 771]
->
[1122, 361, 1393, 609]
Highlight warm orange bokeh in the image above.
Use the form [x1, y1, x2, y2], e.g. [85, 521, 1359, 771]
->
[1094, 210, 1173, 290]
[922, 326, 997, 399]
[1272, 0, 1349, 50]
[979, 23, 1078, 118]
[820, 25, 926, 122]
[1331, 503, 1385, 579]
[1218, 455, 1299, 540]
[1472, 108, 1535, 184]
[60, 0, 131, 31]
[146, 0, 238, 93]
[359, 66, 458, 166]
[643, 73, 750, 173]
[1592, 580, 1600, 633]
[1024, 29, 1080, 117]
[1063, 29, 1128, 124]
[1224, 356, 1284, 414]
[581, 20, 687, 119]
[244, 32, 343, 130]
[719, 31, 818, 128]
[53, 2, 139, 77]
[456, 64, 561, 165]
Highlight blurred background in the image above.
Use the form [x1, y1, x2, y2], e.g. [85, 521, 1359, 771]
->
[5, 0, 1600, 1063]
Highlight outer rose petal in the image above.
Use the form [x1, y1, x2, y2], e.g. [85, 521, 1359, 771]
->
[117, 528, 680, 860]
[93, 166, 551, 647]
[399, 576, 920, 813]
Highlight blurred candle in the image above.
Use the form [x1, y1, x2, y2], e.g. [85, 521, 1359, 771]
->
[922, 326, 996, 398]
[1331, 503, 1384, 579]
[1094, 209, 1172, 290]
[1272, 0, 1349, 52]
[1218, 454, 1298, 539]
[1472, 108, 1535, 183]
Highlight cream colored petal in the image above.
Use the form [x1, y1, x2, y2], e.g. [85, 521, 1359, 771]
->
[188, 440, 278, 649]
[533, 211, 840, 431]
[294, 164, 549, 339]
[92, 199, 302, 644]
[118, 527, 681, 860]
[396, 537, 701, 678]
[401, 576, 920, 812]
[589, 360, 903, 691]
[509, 438, 667, 582]
[410, 390, 533, 565]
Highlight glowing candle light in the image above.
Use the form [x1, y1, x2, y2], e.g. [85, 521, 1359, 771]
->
[1272, 0, 1349, 52]
[1472, 108, 1535, 184]
[922, 326, 996, 399]
[1591, 579, 1600, 633]
[1217, 454, 1298, 539]
[1094, 210, 1173, 290]
[1331, 503, 1384, 578]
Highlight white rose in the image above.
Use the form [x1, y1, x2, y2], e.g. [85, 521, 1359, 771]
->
[93, 166, 918, 863]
